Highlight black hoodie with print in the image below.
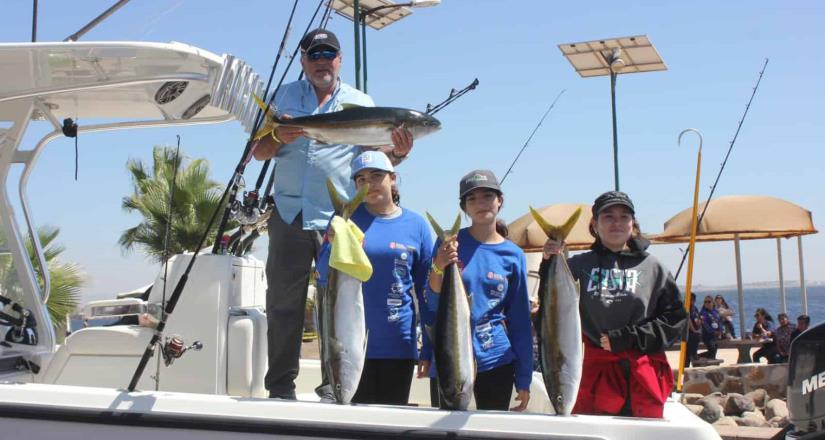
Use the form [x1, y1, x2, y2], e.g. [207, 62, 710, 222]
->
[539, 236, 687, 354]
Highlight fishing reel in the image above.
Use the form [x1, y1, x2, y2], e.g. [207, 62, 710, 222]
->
[159, 334, 203, 367]
[1, 295, 38, 346]
[230, 190, 262, 225]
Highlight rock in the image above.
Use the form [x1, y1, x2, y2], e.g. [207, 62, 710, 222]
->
[699, 400, 724, 424]
[724, 392, 755, 416]
[745, 388, 768, 408]
[705, 370, 726, 387]
[721, 376, 744, 395]
[765, 399, 789, 419]
[768, 415, 789, 428]
[700, 392, 728, 408]
[685, 404, 703, 416]
[735, 410, 769, 427]
[713, 416, 738, 427]
[684, 380, 714, 396]
[683, 393, 704, 405]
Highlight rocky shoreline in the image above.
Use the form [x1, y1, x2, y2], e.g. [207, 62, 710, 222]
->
[681, 364, 789, 437]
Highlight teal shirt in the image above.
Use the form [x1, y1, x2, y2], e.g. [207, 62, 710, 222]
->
[270, 79, 374, 230]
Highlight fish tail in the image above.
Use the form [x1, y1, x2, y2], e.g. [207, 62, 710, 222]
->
[426, 212, 446, 239]
[346, 184, 369, 218]
[326, 179, 345, 215]
[529, 206, 582, 241]
[448, 213, 461, 236]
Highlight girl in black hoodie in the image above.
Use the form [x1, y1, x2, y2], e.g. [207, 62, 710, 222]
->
[540, 191, 687, 418]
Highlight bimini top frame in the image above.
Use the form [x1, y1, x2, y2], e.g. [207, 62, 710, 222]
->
[0, 41, 263, 355]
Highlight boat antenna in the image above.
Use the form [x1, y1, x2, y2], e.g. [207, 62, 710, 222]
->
[425, 78, 479, 116]
[500, 89, 565, 185]
[63, 0, 131, 42]
[126, 0, 305, 391]
[673, 58, 769, 280]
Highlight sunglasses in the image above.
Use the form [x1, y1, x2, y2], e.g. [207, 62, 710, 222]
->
[704, 300, 712, 303]
[305, 50, 338, 61]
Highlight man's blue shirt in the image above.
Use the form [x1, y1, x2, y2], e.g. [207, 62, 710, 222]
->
[270, 79, 374, 230]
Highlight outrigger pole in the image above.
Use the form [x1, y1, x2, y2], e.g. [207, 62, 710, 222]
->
[63, 0, 132, 42]
[673, 59, 769, 280]
[676, 129, 703, 393]
[425, 78, 479, 116]
[127, 0, 307, 391]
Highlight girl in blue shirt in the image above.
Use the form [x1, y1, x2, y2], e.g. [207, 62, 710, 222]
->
[422, 169, 532, 411]
[317, 151, 433, 405]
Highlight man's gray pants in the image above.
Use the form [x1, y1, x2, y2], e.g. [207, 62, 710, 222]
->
[264, 208, 322, 398]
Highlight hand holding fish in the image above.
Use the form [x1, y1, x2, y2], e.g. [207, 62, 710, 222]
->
[274, 115, 304, 144]
[389, 125, 413, 160]
[542, 239, 565, 260]
[416, 359, 431, 378]
[510, 389, 530, 412]
[433, 235, 459, 271]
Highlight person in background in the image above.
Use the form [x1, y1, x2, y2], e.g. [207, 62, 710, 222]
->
[773, 312, 795, 363]
[685, 293, 702, 368]
[751, 308, 778, 364]
[791, 314, 810, 341]
[714, 295, 736, 339]
[699, 295, 722, 359]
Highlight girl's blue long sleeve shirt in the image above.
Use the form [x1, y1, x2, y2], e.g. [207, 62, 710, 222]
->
[423, 228, 533, 391]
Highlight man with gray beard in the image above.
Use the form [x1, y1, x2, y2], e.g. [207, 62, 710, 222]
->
[253, 28, 414, 400]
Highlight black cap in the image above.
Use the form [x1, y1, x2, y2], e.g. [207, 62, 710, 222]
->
[592, 191, 635, 216]
[459, 170, 502, 198]
[300, 28, 340, 52]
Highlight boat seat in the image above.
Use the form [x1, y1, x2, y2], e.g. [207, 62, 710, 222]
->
[40, 326, 153, 385]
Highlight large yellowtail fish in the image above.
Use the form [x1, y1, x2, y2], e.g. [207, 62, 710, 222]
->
[530, 206, 583, 415]
[425, 213, 475, 410]
[317, 180, 369, 404]
[252, 94, 441, 146]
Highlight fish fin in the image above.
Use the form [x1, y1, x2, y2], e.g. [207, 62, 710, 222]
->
[529, 206, 582, 241]
[345, 183, 369, 218]
[340, 103, 364, 110]
[326, 178, 345, 215]
[426, 212, 446, 240]
[448, 213, 462, 236]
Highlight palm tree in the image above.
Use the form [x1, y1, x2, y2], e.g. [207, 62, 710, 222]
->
[119, 146, 233, 262]
[0, 225, 84, 339]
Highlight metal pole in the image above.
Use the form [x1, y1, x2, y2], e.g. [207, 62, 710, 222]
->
[798, 236, 808, 314]
[362, 18, 368, 93]
[734, 234, 746, 338]
[610, 70, 620, 191]
[31, 0, 38, 42]
[776, 238, 786, 313]
[353, 0, 363, 91]
[64, 0, 131, 42]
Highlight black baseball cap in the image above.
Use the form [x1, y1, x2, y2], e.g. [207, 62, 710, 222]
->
[592, 191, 635, 216]
[300, 28, 341, 52]
[459, 169, 502, 198]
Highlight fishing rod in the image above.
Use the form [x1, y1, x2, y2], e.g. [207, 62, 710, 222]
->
[154, 135, 182, 391]
[425, 78, 479, 116]
[126, 0, 305, 391]
[673, 58, 769, 280]
[500, 89, 565, 185]
[219, 0, 329, 251]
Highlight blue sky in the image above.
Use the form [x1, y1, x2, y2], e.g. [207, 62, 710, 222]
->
[1, 1, 823, 302]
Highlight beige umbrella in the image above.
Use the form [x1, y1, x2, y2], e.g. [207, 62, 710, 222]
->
[508, 203, 595, 252]
[650, 195, 818, 336]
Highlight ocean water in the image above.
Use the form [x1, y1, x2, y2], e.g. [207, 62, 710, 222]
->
[693, 285, 825, 332]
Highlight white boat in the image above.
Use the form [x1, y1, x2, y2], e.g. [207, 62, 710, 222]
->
[0, 41, 720, 439]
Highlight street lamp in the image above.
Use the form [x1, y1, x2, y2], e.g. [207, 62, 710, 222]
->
[330, 0, 440, 91]
[558, 35, 666, 191]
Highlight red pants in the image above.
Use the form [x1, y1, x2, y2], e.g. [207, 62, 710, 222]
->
[573, 344, 673, 418]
